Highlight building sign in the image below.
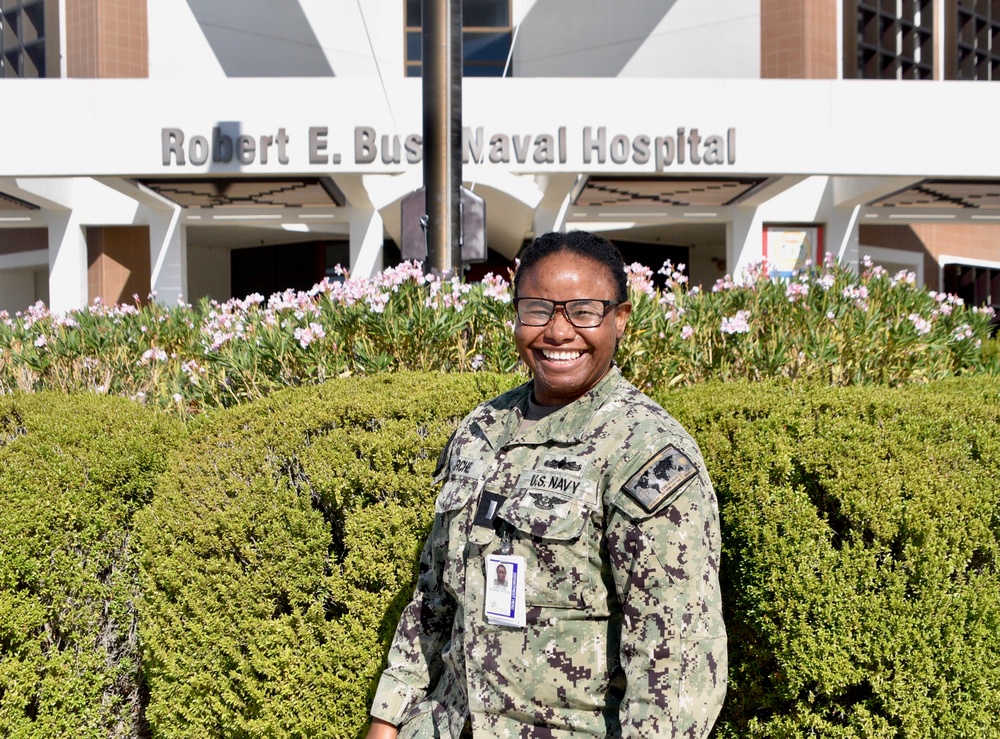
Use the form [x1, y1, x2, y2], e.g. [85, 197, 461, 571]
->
[763, 225, 824, 277]
[161, 125, 736, 171]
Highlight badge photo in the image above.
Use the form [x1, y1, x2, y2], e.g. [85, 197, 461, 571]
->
[484, 554, 526, 627]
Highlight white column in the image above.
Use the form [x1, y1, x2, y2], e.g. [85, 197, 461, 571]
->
[826, 205, 861, 272]
[532, 174, 579, 236]
[350, 206, 385, 279]
[148, 205, 187, 304]
[727, 205, 765, 281]
[47, 209, 89, 313]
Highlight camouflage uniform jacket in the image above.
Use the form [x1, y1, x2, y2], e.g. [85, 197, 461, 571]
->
[371, 366, 727, 737]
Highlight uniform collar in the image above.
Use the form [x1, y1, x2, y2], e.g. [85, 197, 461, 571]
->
[474, 365, 624, 450]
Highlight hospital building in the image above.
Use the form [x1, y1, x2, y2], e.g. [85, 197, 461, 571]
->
[1, 0, 999, 321]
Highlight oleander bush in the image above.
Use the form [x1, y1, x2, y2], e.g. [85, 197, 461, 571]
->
[132, 372, 518, 738]
[1, 256, 996, 414]
[127, 372, 1000, 738]
[0, 393, 181, 738]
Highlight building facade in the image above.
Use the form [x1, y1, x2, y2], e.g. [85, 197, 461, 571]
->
[1, 0, 999, 319]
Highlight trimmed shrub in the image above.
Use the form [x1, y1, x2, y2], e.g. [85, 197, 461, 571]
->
[659, 378, 1000, 738]
[135, 372, 1000, 738]
[0, 393, 182, 738]
[133, 372, 518, 738]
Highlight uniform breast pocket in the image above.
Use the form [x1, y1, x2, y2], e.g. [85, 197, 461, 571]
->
[499, 494, 598, 610]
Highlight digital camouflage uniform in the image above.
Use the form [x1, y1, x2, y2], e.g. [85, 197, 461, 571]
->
[371, 366, 727, 737]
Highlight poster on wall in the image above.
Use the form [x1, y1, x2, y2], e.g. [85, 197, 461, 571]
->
[763, 225, 823, 278]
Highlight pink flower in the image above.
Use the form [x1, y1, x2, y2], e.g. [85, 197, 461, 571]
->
[908, 313, 932, 335]
[712, 275, 735, 293]
[951, 324, 975, 342]
[786, 282, 809, 303]
[842, 285, 869, 309]
[481, 273, 511, 303]
[625, 262, 655, 297]
[294, 325, 316, 348]
[140, 347, 167, 364]
[720, 310, 751, 335]
[657, 260, 689, 288]
[681, 325, 695, 340]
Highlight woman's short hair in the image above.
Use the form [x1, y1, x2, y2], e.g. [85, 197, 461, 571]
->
[513, 231, 628, 302]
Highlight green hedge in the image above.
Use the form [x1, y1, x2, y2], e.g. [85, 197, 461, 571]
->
[663, 379, 1000, 738]
[4, 375, 1000, 737]
[0, 393, 182, 738]
[132, 373, 518, 738]
[134, 373, 1000, 738]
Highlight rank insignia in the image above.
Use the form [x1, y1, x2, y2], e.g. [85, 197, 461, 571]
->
[623, 444, 699, 512]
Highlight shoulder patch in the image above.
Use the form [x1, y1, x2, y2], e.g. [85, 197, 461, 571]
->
[622, 444, 699, 513]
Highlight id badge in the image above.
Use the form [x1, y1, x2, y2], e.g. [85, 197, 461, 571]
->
[484, 553, 526, 628]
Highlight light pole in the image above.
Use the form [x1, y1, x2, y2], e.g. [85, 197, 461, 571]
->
[421, 0, 463, 277]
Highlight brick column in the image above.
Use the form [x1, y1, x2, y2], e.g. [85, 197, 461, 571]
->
[761, 0, 839, 78]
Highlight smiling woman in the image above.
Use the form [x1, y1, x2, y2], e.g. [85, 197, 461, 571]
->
[512, 233, 631, 406]
[367, 231, 727, 739]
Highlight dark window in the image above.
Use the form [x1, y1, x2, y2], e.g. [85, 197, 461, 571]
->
[463, 30, 512, 76]
[463, 0, 510, 27]
[846, 0, 934, 79]
[953, 0, 1000, 79]
[943, 262, 1000, 332]
[1, 0, 47, 78]
[231, 241, 328, 298]
[405, 0, 512, 77]
[615, 241, 691, 291]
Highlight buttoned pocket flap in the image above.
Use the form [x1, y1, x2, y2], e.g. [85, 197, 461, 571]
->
[500, 494, 588, 541]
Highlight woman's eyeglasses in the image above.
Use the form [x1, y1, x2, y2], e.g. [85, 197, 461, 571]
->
[514, 298, 622, 328]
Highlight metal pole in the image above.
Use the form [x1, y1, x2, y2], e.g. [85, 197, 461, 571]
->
[422, 0, 463, 277]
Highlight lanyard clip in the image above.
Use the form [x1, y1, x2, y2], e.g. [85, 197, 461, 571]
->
[498, 523, 513, 555]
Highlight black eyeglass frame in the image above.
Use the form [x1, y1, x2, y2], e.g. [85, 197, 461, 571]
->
[513, 297, 624, 328]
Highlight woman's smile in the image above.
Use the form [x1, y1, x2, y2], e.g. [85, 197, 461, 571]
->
[514, 251, 631, 406]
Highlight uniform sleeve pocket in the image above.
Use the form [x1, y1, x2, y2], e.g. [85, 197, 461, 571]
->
[434, 475, 477, 514]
